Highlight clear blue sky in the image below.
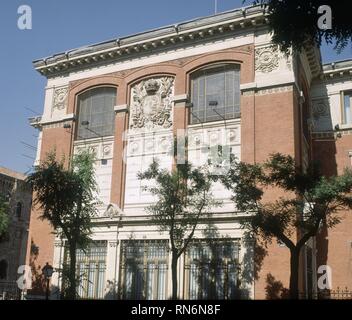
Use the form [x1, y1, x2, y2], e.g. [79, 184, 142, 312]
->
[0, 0, 351, 174]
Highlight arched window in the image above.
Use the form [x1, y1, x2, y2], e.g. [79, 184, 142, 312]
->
[16, 202, 22, 219]
[0, 260, 8, 280]
[76, 87, 117, 140]
[190, 64, 240, 124]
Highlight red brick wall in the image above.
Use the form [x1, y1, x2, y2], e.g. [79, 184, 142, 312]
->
[26, 125, 73, 295]
[314, 135, 352, 290]
[241, 89, 299, 299]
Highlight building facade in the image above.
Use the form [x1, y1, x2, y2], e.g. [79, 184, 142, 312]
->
[26, 5, 352, 299]
[0, 167, 32, 299]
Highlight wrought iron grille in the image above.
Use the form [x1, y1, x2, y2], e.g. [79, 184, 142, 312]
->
[184, 239, 241, 300]
[0, 281, 20, 300]
[120, 240, 169, 300]
[63, 241, 107, 300]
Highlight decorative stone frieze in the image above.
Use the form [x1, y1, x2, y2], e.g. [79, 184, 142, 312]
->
[255, 85, 293, 96]
[74, 139, 114, 160]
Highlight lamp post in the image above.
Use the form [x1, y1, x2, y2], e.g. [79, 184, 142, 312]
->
[42, 263, 54, 300]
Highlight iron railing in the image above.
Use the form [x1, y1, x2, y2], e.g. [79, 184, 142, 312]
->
[0, 282, 21, 300]
[299, 287, 352, 300]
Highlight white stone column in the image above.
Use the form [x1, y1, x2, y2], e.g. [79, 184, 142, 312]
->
[105, 236, 120, 299]
[52, 240, 64, 299]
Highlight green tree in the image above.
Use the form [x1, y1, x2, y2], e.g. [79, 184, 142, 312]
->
[249, 1, 351, 53]
[27, 150, 99, 300]
[138, 160, 219, 299]
[0, 195, 9, 239]
[220, 153, 352, 299]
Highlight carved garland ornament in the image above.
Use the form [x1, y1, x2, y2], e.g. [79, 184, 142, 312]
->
[130, 77, 174, 131]
[255, 45, 279, 73]
[53, 87, 69, 111]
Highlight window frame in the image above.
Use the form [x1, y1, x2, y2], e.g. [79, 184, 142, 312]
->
[0, 259, 8, 280]
[75, 86, 117, 141]
[119, 240, 169, 300]
[183, 239, 241, 300]
[341, 90, 352, 125]
[189, 63, 241, 125]
[63, 241, 107, 300]
[16, 202, 22, 219]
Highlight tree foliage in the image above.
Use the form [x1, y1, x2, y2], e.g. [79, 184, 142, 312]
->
[27, 150, 100, 299]
[221, 153, 352, 298]
[138, 160, 220, 299]
[249, 1, 351, 53]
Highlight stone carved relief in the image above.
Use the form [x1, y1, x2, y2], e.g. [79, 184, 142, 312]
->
[130, 77, 174, 131]
[313, 100, 330, 119]
[103, 145, 112, 157]
[255, 45, 279, 73]
[52, 87, 69, 111]
[104, 203, 124, 219]
[74, 141, 114, 160]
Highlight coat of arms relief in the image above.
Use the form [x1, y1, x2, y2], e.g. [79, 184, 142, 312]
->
[130, 77, 174, 132]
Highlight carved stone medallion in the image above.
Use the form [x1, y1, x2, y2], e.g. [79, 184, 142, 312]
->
[255, 45, 279, 73]
[130, 77, 174, 131]
[53, 87, 69, 111]
[313, 100, 329, 119]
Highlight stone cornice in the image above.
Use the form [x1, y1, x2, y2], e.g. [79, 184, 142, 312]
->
[321, 59, 352, 80]
[33, 5, 268, 77]
[302, 44, 322, 80]
[91, 211, 251, 227]
[29, 113, 75, 129]
[114, 104, 129, 113]
[172, 94, 188, 104]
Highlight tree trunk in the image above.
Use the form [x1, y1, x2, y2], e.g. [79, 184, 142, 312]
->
[289, 248, 300, 300]
[171, 251, 178, 300]
[66, 243, 77, 300]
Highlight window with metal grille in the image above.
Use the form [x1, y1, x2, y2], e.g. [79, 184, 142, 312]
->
[64, 241, 107, 299]
[120, 240, 169, 300]
[190, 65, 240, 124]
[184, 240, 240, 300]
[76, 87, 116, 140]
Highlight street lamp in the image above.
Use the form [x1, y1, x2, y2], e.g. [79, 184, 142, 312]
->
[42, 263, 54, 300]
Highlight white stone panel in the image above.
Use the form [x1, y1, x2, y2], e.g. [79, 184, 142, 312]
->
[188, 120, 241, 206]
[73, 138, 114, 215]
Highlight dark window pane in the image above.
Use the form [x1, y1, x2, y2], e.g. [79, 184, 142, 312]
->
[191, 65, 240, 124]
[77, 87, 117, 140]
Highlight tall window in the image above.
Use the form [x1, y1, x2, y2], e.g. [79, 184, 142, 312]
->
[0, 260, 8, 280]
[77, 87, 117, 140]
[342, 91, 352, 124]
[185, 240, 240, 300]
[190, 65, 240, 124]
[16, 202, 22, 219]
[120, 240, 168, 300]
[64, 241, 107, 299]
